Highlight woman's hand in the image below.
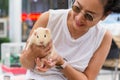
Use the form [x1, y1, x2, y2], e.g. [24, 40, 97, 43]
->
[28, 40, 53, 58]
[35, 51, 65, 72]
[19, 40, 53, 70]
[35, 58, 49, 72]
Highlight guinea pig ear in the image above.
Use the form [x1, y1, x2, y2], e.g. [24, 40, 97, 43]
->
[45, 29, 50, 34]
[34, 31, 37, 36]
[33, 29, 38, 36]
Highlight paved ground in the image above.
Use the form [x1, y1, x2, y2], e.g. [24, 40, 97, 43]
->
[97, 70, 120, 80]
[0, 65, 120, 80]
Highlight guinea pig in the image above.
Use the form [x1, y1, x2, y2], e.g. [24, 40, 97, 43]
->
[26, 27, 51, 50]
[21, 27, 55, 70]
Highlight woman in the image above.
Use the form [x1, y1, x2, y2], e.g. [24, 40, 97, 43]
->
[20, 0, 120, 80]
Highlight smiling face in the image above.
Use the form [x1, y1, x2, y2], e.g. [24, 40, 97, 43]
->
[68, 0, 108, 32]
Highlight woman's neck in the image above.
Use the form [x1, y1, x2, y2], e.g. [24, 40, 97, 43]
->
[68, 24, 88, 39]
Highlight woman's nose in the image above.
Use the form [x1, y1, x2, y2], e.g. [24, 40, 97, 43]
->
[76, 12, 86, 21]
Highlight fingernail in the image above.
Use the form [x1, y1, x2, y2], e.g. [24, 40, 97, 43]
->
[50, 63, 53, 66]
[37, 58, 39, 61]
[50, 62, 55, 66]
[49, 59, 52, 61]
[36, 66, 39, 69]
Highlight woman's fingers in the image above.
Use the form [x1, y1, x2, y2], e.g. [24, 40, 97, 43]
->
[45, 53, 58, 67]
[34, 47, 62, 72]
[30, 44, 48, 57]
[35, 58, 42, 66]
[27, 40, 53, 58]
[36, 66, 49, 72]
[48, 60, 57, 67]
[40, 58, 55, 68]
[35, 57, 57, 72]
[35, 58, 50, 72]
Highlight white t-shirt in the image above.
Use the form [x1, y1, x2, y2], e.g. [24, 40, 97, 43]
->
[25, 9, 106, 80]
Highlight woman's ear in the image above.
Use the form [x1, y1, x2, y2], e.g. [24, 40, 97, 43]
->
[101, 11, 112, 20]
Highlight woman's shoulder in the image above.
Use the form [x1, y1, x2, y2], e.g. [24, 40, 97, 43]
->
[33, 11, 49, 28]
[46, 9, 70, 27]
[34, 9, 70, 28]
[104, 29, 112, 41]
[48, 9, 70, 20]
[49, 9, 70, 14]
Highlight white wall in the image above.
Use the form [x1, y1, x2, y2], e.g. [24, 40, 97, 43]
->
[9, 0, 22, 42]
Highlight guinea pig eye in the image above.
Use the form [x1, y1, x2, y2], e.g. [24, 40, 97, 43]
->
[44, 35, 46, 38]
[37, 35, 39, 38]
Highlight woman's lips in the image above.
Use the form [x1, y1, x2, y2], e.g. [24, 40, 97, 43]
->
[75, 21, 85, 27]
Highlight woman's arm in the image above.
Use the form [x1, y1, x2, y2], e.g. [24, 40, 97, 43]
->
[29, 11, 49, 35]
[60, 30, 112, 80]
[35, 30, 112, 80]
[20, 11, 50, 69]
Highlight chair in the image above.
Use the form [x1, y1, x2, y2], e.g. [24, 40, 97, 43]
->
[98, 39, 120, 80]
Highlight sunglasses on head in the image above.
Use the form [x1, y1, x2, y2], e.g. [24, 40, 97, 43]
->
[72, 5, 94, 21]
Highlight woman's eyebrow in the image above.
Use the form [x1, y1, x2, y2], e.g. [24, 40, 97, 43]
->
[76, 1, 96, 15]
[76, 1, 82, 8]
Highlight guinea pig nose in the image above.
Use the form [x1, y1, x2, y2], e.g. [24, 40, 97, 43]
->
[40, 41, 43, 44]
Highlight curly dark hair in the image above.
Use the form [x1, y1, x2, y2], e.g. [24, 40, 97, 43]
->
[101, 0, 120, 13]
[72, 0, 120, 14]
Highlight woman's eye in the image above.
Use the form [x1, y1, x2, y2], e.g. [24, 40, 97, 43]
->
[84, 13, 94, 21]
[72, 5, 94, 21]
[72, 5, 81, 13]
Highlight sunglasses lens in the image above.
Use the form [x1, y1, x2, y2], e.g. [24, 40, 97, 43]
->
[84, 14, 93, 21]
[72, 5, 94, 21]
[72, 5, 80, 13]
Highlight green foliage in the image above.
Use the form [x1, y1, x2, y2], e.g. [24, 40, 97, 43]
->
[0, 0, 9, 16]
[0, 37, 10, 44]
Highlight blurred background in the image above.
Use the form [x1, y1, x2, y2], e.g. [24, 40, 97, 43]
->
[0, 0, 120, 80]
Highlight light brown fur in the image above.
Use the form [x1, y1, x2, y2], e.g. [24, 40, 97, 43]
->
[22, 27, 55, 70]
[26, 27, 51, 50]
